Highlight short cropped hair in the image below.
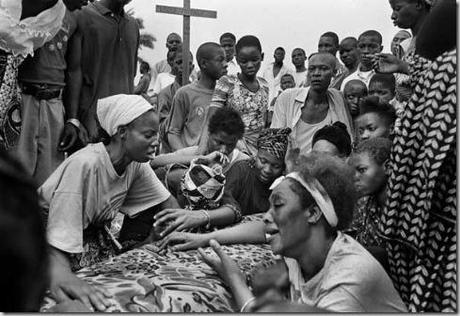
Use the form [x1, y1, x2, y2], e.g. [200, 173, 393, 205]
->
[140, 61, 150, 73]
[353, 137, 392, 165]
[281, 73, 295, 81]
[369, 73, 396, 94]
[321, 32, 339, 46]
[290, 152, 357, 232]
[359, 30, 383, 45]
[359, 96, 397, 126]
[220, 32, 236, 42]
[236, 35, 262, 54]
[208, 107, 245, 139]
[275, 47, 285, 52]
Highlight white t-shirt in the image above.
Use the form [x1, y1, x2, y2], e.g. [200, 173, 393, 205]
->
[153, 72, 175, 95]
[284, 232, 407, 312]
[294, 110, 333, 154]
[340, 67, 375, 91]
[39, 143, 171, 253]
[293, 70, 308, 87]
[226, 57, 239, 76]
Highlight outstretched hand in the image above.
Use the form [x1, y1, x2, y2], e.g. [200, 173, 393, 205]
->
[198, 239, 245, 286]
[153, 208, 207, 237]
[373, 53, 404, 74]
[157, 231, 209, 251]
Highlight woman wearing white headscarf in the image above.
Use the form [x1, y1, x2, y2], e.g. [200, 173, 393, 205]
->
[39, 94, 179, 312]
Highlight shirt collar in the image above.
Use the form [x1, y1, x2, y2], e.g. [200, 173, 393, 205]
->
[92, 2, 126, 18]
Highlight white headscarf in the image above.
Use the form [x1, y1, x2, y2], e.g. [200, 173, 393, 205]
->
[97, 94, 153, 136]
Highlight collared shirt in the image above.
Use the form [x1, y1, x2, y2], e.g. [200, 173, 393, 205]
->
[340, 65, 375, 91]
[19, 10, 77, 87]
[270, 87, 353, 153]
[226, 56, 239, 76]
[74, 2, 140, 138]
[262, 62, 295, 105]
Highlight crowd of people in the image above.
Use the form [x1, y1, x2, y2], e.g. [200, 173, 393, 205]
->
[0, 0, 456, 313]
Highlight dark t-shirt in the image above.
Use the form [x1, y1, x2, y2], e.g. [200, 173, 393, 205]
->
[221, 159, 271, 216]
[74, 2, 139, 138]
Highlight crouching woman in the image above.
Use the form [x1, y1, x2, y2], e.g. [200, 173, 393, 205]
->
[38, 94, 179, 311]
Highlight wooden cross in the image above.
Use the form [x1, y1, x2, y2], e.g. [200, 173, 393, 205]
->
[156, 0, 217, 85]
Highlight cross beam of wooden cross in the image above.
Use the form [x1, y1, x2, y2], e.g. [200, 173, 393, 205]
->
[156, 0, 217, 85]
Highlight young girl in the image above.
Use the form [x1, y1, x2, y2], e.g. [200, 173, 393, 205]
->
[347, 137, 391, 248]
[206, 35, 269, 156]
[354, 96, 396, 143]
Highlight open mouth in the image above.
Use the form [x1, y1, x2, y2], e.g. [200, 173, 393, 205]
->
[265, 227, 279, 242]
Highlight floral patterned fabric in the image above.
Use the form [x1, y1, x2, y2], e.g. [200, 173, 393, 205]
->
[346, 195, 384, 248]
[0, 51, 22, 151]
[210, 74, 269, 156]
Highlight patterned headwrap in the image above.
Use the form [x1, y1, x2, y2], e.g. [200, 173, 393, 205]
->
[181, 157, 227, 210]
[256, 128, 292, 160]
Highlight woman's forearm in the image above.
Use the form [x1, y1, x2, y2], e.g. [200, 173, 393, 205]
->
[206, 220, 266, 245]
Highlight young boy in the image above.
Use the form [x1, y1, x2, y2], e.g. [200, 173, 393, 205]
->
[158, 49, 194, 153]
[347, 137, 392, 267]
[368, 73, 396, 104]
[340, 30, 383, 91]
[166, 42, 227, 151]
[355, 96, 396, 143]
[267, 73, 295, 126]
[343, 79, 368, 118]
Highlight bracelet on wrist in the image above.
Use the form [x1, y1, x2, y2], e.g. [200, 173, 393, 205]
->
[200, 210, 211, 229]
[66, 118, 81, 130]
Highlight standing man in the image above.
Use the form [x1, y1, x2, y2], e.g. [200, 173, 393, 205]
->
[317, 31, 347, 89]
[67, 0, 140, 142]
[263, 47, 294, 106]
[271, 52, 353, 154]
[340, 30, 384, 91]
[335, 37, 360, 89]
[219, 32, 238, 76]
[291, 48, 308, 87]
[151, 32, 182, 86]
[15, 10, 79, 186]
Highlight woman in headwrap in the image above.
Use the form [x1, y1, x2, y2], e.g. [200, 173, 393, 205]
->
[198, 153, 407, 312]
[39, 94, 179, 312]
[155, 127, 291, 248]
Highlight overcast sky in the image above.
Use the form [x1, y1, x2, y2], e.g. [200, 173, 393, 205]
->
[127, 0, 402, 73]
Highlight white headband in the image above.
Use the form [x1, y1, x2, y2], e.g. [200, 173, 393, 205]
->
[269, 172, 338, 227]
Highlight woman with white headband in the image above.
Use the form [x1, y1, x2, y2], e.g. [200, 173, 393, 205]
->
[199, 152, 407, 312]
[38, 94, 179, 312]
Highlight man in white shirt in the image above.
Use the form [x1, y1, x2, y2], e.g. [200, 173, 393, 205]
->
[220, 32, 239, 76]
[271, 52, 353, 154]
[340, 30, 384, 91]
[291, 48, 308, 87]
[263, 47, 294, 105]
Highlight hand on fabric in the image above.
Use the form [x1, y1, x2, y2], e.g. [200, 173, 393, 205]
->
[47, 300, 92, 312]
[157, 231, 209, 251]
[198, 239, 246, 286]
[373, 53, 405, 74]
[58, 123, 79, 152]
[154, 208, 207, 237]
[50, 265, 113, 312]
[349, 102, 360, 116]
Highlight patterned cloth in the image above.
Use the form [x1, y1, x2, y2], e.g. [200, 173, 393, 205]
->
[210, 74, 269, 156]
[181, 158, 226, 210]
[381, 49, 456, 312]
[0, 51, 22, 150]
[41, 214, 276, 312]
[346, 195, 384, 248]
[256, 127, 291, 160]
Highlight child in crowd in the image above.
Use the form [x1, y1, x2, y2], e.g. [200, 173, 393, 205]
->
[203, 35, 269, 156]
[267, 73, 296, 126]
[158, 50, 194, 153]
[150, 50, 177, 107]
[355, 96, 396, 143]
[166, 42, 227, 152]
[343, 79, 368, 118]
[347, 137, 392, 270]
[311, 121, 352, 158]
